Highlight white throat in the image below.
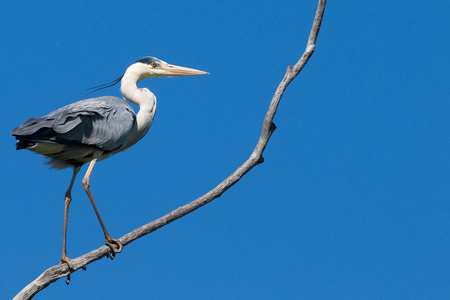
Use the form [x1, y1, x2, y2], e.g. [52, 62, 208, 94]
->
[120, 63, 157, 148]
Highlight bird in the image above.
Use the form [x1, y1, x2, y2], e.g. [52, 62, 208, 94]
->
[12, 56, 208, 269]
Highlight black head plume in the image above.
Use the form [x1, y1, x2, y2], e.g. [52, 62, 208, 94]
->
[85, 75, 123, 95]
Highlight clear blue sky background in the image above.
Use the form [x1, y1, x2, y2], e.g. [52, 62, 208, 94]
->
[1, 1, 448, 299]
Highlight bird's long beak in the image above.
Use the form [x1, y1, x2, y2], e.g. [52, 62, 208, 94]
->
[163, 64, 209, 76]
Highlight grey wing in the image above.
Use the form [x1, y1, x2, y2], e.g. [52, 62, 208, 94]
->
[12, 96, 136, 151]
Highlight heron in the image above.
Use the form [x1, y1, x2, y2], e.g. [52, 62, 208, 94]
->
[12, 57, 208, 269]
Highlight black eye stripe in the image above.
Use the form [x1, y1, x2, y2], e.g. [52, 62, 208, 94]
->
[136, 56, 162, 66]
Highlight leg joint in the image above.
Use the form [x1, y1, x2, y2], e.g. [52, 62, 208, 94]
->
[64, 193, 72, 203]
[82, 177, 90, 189]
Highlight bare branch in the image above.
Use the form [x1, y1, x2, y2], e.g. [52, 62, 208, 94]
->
[14, 1, 326, 299]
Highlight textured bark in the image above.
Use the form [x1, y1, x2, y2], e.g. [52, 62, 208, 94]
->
[14, 1, 327, 298]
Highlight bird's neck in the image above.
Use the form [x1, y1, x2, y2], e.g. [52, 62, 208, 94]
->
[120, 64, 152, 107]
[120, 65, 157, 146]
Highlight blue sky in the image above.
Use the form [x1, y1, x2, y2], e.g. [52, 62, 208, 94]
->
[1, 0, 449, 299]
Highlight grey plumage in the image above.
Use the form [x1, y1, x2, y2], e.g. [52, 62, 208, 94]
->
[12, 96, 137, 169]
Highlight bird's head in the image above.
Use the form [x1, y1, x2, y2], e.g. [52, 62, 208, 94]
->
[134, 56, 208, 79]
[86, 56, 208, 95]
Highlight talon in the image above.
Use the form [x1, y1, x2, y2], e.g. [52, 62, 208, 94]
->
[65, 274, 71, 285]
[81, 266, 87, 271]
[105, 236, 123, 259]
[60, 254, 74, 270]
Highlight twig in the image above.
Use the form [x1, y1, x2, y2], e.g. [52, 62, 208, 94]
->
[13, 1, 326, 298]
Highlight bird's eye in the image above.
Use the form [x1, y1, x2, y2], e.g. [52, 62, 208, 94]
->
[151, 62, 157, 68]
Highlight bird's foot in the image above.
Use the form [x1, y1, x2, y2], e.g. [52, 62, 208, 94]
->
[60, 254, 74, 284]
[105, 236, 123, 259]
[60, 254, 74, 270]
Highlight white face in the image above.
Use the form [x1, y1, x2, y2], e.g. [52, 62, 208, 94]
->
[146, 60, 175, 77]
[132, 60, 171, 79]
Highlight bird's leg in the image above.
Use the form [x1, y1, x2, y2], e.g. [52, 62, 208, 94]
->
[82, 158, 123, 258]
[60, 166, 81, 270]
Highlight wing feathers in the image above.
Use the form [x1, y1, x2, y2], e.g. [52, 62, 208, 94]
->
[12, 96, 136, 151]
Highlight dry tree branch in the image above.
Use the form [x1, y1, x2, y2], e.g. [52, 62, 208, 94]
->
[14, 1, 326, 299]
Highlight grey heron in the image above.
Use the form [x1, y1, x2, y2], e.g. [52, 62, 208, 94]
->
[12, 57, 208, 269]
